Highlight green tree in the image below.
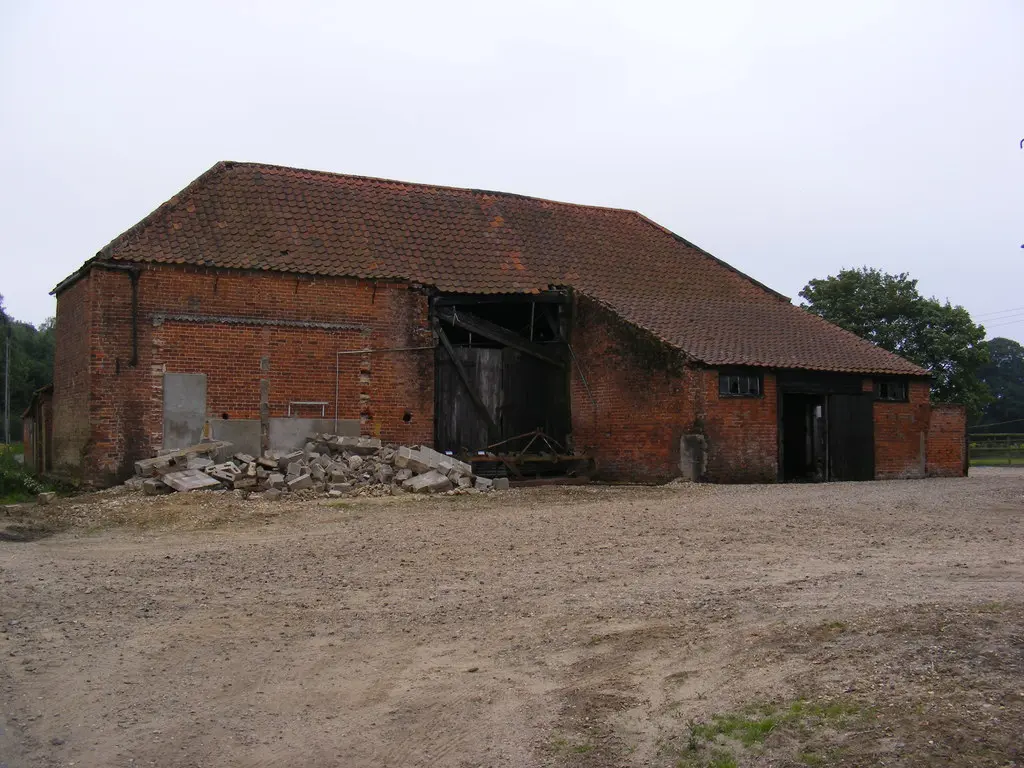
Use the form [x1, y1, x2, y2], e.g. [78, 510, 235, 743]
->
[1, 293, 56, 442]
[799, 268, 990, 417]
[974, 337, 1024, 432]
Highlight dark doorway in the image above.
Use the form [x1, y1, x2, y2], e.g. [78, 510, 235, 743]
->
[777, 372, 876, 483]
[433, 293, 570, 455]
[827, 393, 875, 481]
[781, 393, 827, 481]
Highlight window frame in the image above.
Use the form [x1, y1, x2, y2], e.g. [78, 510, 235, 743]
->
[874, 378, 909, 403]
[718, 370, 764, 398]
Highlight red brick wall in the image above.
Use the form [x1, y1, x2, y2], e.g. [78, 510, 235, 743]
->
[926, 403, 966, 477]
[700, 369, 779, 482]
[52, 274, 92, 473]
[872, 379, 931, 478]
[569, 296, 698, 482]
[57, 264, 434, 483]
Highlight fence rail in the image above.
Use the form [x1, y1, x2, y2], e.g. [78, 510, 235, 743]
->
[968, 433, 1024, 466]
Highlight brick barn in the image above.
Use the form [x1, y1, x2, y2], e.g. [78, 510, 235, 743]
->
[50, 161, 966, 486]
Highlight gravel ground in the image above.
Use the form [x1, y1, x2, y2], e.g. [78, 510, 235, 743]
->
[1, 468, 1022, 767]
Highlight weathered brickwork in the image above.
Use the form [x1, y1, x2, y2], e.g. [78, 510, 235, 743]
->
[873, 379, 931, 478]
[700, 369, 779, 483]
[55, 267, 966, 485]
[52, 274, 92, 470]
[926, 403, 967, 477]
[56, 264, 433, 483]
[569, 296, 698, 482]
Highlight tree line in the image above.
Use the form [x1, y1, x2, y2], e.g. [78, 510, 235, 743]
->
[1, 271, 1022, 444]
[1, 294, 56, 444]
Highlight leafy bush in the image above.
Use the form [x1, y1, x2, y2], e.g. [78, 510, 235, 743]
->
[0, 448, 48, 502]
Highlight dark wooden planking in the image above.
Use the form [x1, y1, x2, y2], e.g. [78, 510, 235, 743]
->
[827, 393, 875, 480]
[436, 307, 566, 368]
[435, 346, 502, 452]
[436, 325, 498, 436]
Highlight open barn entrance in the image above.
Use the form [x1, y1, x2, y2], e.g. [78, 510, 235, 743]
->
[432, 292, 571, 466]
[778, 372, 875, 482]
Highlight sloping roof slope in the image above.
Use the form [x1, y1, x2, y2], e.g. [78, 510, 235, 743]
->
[73, 161, 926, 375]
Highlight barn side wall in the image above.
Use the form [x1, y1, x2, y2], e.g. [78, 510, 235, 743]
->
[699, 369, 779, 483]
[872, 379, 932, 479]
[52, 274, 93, 475]
[926, 403, 967, 477]
[57, 264, 434, 484]
[569, 296, 698, 482]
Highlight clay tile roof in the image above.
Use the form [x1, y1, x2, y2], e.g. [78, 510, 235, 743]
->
[76, 161, 927, 376]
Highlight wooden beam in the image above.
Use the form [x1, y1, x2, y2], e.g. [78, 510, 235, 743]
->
[433, 292, 569, 307]
[435, 307, 566, 368]
[435, 323, 499, 437]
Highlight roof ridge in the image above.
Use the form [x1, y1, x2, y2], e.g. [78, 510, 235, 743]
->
[228, 160, 641, 217]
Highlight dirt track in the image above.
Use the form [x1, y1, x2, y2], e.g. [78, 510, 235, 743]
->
[2, 469, 1023, 767]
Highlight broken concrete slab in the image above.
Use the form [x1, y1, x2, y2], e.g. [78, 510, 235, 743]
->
[186, 456, 214, 471]
[134, 441, 232, 477]
[256, 456, 278, 470]
[163, 469, 222, 492]
[287, 474, 313, 491]
[403, 469, 453, 494]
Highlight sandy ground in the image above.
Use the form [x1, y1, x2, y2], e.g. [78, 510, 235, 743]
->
[1, 468, 1022, 768]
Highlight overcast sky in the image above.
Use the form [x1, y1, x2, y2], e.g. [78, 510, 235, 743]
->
[2, 0, 1022, 342]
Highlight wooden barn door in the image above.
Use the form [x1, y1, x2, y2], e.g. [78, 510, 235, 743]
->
[434, 347, 502, 453]
[827, 393, 874, 481]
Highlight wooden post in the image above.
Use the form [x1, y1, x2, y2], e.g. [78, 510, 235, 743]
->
[260, 379, 270, 457]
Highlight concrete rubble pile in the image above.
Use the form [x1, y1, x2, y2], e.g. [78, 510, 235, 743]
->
[128, 435, 510, 498]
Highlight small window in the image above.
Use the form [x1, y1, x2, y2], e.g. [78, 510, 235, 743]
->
[875, 379, 908, 402]
[719, 371, 762, 398]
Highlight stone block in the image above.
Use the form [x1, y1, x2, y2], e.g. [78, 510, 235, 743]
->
[262, 488, 283, 500]
[266, 472, 286, 489]
[287, 474, 313, 491]
[186, 456, 214, 471]
[286, 461, 306, 478]
[36, 491, 56, 505]
[375, 464, 394, 484]
[143, 478, 172, 495]
[277, 450, 303, 471]
[346, 455, 364, 471]
[457, 476, 473, 489]
[232, 476, 257, 490]
[394, 468, 413, 482]
[233, 452, 256, 465]
[491, 477, 510, 491]
[256, 456, 278, 470]
[474, 476, 493, 491]
[329, 482, 353, 492]
[354, 437, 382, 455]
[311, 464, 326, 481]
[329, 466, 350, 482]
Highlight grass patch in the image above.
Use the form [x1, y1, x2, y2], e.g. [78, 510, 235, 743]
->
[670, 698, 867, 768]
[970, 456, 1024, 466]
